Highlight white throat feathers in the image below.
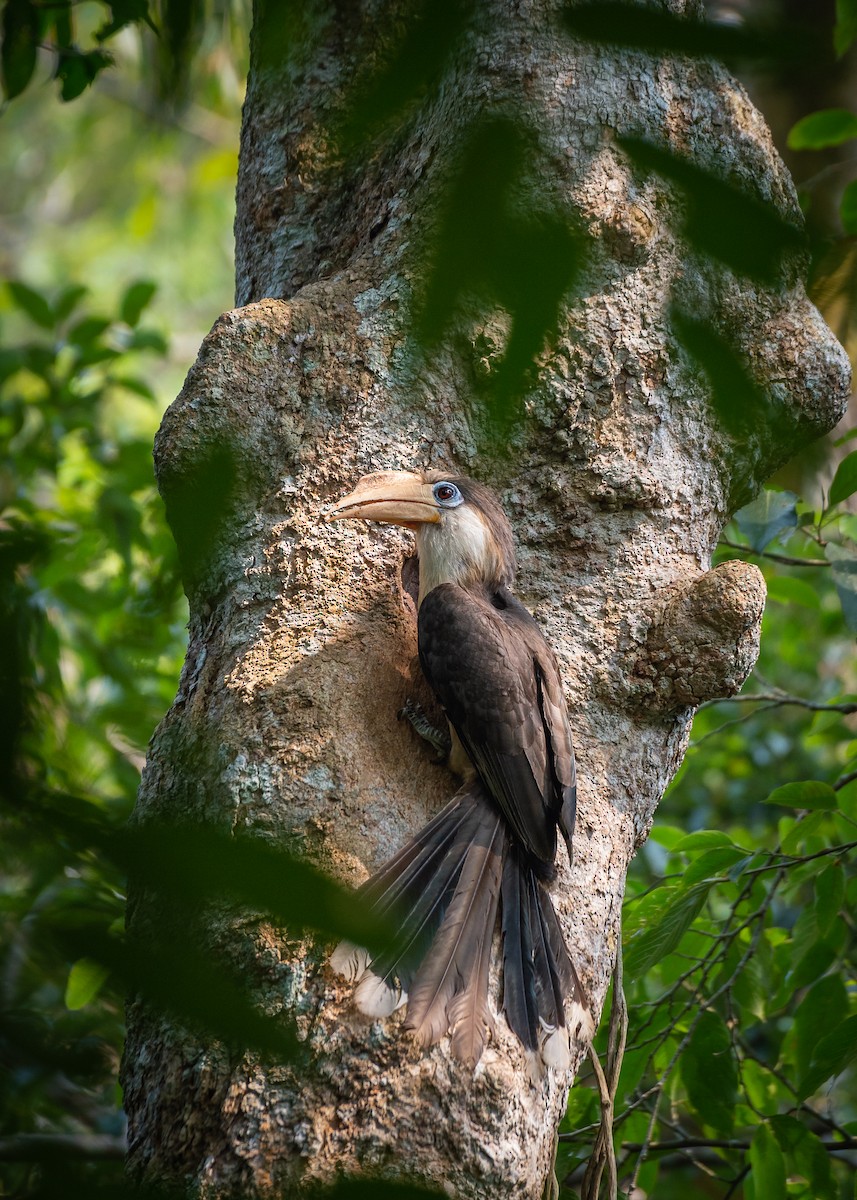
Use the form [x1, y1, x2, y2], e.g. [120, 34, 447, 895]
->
[415, 505, 506, 605]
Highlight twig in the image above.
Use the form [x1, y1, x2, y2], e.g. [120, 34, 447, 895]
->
[699, 692, 857, 715]
[580, 916, 628, 1200]
[719, 538, 830, 567]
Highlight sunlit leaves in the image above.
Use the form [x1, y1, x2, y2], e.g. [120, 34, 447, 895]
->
[65, 958, 111, 1010]
[734, 490, 799, 553]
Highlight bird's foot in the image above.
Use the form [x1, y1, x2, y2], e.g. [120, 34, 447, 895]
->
[397, 698, 451, 762]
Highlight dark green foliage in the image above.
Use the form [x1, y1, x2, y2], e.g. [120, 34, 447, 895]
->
[672, 312, 780, 440]
[1, 0, 39, 99]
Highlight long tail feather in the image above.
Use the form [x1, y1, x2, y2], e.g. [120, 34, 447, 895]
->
[332, 783, 590, 1068]
[501, 848, 539, 1051]
[405, 806, 504, 1051]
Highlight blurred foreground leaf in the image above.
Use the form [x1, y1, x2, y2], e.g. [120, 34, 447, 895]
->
[673, 311, 775, 438]
[415, 117, 585, 428]
[561, 2, 824, 66]
[621, 137, 805, 283]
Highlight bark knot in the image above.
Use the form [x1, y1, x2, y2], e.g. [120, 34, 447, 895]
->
[629, 560, 766, 710]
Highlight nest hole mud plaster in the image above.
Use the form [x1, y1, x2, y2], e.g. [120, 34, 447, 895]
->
[123, 3, 852, 1196]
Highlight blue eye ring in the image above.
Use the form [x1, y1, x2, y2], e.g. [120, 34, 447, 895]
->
[432, 481, 463, 507]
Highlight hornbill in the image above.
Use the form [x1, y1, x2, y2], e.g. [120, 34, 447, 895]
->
[326, 469, 590, 1068]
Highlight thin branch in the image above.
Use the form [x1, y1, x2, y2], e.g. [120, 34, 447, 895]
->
[743, 840, 857, 878]
[621, 1136, 857, 1154]
[699, 692, 857, 715]
[719, 538, 830, 567]
[580, 913, 628, 1200]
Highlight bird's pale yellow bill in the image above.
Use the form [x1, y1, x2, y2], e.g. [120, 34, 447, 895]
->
[325, 471, 441, 529]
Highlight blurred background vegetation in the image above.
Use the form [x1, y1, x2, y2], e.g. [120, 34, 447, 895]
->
[1, 1, 856, 1199]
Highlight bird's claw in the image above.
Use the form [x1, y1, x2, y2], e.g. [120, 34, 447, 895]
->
[398, 698, 451, 762]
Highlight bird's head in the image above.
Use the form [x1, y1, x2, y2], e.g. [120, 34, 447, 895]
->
[326, 470, 516, 602]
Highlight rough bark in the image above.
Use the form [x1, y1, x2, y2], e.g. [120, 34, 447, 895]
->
[122, 1, 850, 1197]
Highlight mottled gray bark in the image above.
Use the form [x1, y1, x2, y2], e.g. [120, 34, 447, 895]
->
[122, 1, 850, 1197]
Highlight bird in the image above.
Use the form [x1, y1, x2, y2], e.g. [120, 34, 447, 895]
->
[325, 469, 591, 1068]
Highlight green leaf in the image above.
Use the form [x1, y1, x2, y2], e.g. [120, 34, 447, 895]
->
[1, 0, 39, 100]
[764, 780, 839, 811]
[788, 108, 857, 150]
[68, 315, 112, 348]
[829, 450, 857, 507]
[799, 1014, 857, 1098]
[560, 2, 820, 65]
[781, 809, 828, 855]
[841, 180, 857, 236]
[673, 830, 738, 852]
[683, 846, 745, 887]
[96, 0, 156, 42]
[120, 280, 158, 327]
[749, 1124, 786, 1200]
[734, 489, 799, 552]
[825, 541, 857, 633]
[769, 1117, 836, 1200]
[56, 47, 112, 102]
[129, 327, 168, 353]
[680, 1011, 737, 1134]
[835, 0, 857, 56]
[54, 284, 89, 322]
[7, 281, 55, 330]
[815, 863, 845, 934]
[624, 880, 712, 975]
[794, 975, 849, 1079]
[622, 138, 805, 284]
[65, 957, 111, 1010]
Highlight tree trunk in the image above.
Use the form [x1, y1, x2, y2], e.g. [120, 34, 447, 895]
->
[122, 1, 850, 1196]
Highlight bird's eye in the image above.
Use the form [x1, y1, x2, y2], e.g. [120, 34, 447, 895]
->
[432, 481, 462, 507]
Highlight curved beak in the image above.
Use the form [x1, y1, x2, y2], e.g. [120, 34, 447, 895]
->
[325, 471, 441, 529]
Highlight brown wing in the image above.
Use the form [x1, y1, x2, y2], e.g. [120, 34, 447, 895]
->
[418, 583, 576, 869]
